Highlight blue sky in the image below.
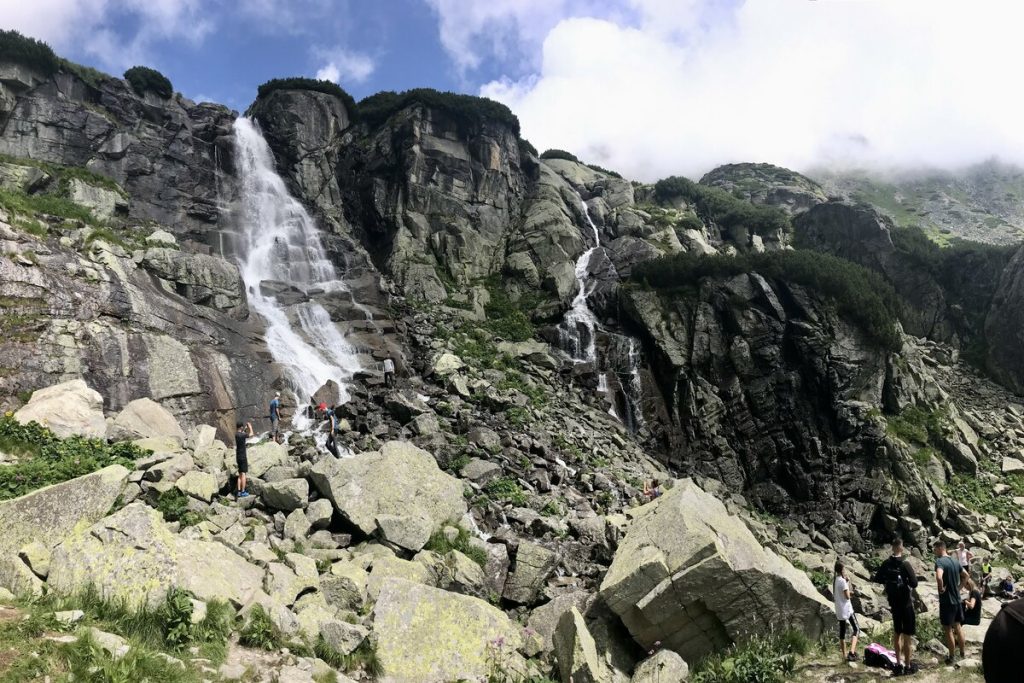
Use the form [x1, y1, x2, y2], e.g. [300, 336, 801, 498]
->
[3, 1, 1024, 180]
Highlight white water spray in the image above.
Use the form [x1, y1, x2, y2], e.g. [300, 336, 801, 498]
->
[232, 118, 361, 404]
[559, 200, 602, 362]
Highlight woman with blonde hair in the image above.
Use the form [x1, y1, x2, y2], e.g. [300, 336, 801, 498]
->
[961, 569, 983, 627]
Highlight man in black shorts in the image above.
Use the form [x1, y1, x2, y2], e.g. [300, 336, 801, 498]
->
[934, 540, 965, 664]
[235, 421, 253, 498]
[873, 538, 919, 675]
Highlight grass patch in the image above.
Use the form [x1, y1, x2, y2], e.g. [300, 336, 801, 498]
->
[423, 526, 489, 568]
[0, 186, 98, 226]
[945, 473, 1012, 519]
[314, 636, 383, 678]
[483, 276, 540, 343]
[238, 605, 281, 650]
[886, 406, 947, 446]
[497, 371, 547, 408]
[0, 414, 146, 500]
[691, 630, 810, 683]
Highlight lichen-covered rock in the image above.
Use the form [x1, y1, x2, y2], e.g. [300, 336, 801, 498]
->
[0, 464, 128, 583]
[48, 503, 264, 609]
[226, 441, 288, 478]
[140, 248, 246, 314]
[175, 470, 219, 503]
[372, 578, 525, 683]
[599, 479, 831, 663]
[261, 478, 309, 512]
[308, 441, 465, 536]
[503, 541, 558, 605]
[553, 607, 615, 683]
[13, 379, 106, 439]
[109, 398, 186, 443]
[376, 514, 432, 552]
[631, 649, 689, 683]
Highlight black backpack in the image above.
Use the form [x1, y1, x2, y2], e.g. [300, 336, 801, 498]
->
[877, 558, 910, 600]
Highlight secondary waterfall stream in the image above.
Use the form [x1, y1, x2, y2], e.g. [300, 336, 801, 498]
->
[232, 118, 361, 408]
[558, 200, 602, 362]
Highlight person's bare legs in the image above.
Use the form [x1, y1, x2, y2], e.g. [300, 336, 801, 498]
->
[955, 623, 965, 657]
[944, 625, 955, 659]
[903, 636, 912, 669]
[893, 632, 903, 668]
[238, 472, 247, 494]
[850, 631, 859, 658]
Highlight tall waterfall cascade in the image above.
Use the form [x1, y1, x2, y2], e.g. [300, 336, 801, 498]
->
[232, 118, 361, 405]
[557, 196, 644, 432]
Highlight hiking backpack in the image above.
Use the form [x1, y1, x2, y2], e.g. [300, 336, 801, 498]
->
[877, 558, 909, 600]
[863, 643, 899, 669]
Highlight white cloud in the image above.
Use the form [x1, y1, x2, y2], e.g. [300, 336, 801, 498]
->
[470, 0, 1024, 180]
[0, 0, 212, 70]
[314, 48, 375, 85]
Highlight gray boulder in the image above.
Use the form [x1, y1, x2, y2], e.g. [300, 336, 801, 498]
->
[372, 578, 525, 683]
[631, 650, 689, 682]
[553, 607, 615, 683]
[13, 379, 106, 439]
[503, 541, 558, 605]
[599, 479, 831, 663]
[109, 398, 186, 443]
[261, 478, 309, 512]
[309, 441, 465, 536]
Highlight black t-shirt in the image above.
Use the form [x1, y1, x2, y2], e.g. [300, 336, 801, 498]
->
[235, 430, 247, 457]
[963, 589, 983, 625]
[873, 555, 918, 607]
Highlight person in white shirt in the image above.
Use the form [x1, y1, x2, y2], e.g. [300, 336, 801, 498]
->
[956, 541, 973, 572]
[834, 560, 860, 662]
[383, 357, 396, 387]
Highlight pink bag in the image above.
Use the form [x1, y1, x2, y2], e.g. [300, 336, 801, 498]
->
[864, 643, 899, 669]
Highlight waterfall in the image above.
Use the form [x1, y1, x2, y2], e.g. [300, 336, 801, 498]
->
[558, 200, 602, 362]
[232, 118, 361, 405]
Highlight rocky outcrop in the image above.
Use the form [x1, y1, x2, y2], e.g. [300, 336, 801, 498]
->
[139, 248, 246, 315]
[109, 397, 187, 443]
[600, 479, 831, 663]
[700, 163, 828, 215]
[0, 60, 234, 242]
[986, 244, 1024, 394]
[622, 274, 936, 546]
[13, 378, 106, 438]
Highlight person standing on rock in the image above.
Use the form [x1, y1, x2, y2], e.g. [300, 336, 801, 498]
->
[956, 541, 973, 573]
[235, 421, 253, 498]
[934, 540, 966, 665]
[269, 392, 282, 442]
[324, 406, 339, 458]
[872, 538, 918, 676]
[833, 560, 860, 662]
[383, 356, 396, 388]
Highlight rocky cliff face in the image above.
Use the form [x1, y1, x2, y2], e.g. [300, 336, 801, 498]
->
[986, 244, 1024, 393]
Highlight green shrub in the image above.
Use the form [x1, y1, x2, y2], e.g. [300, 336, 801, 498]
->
[484, 276, 540, 343]
[61, 630, 203, 683]
[631, 250, 903, 351]
[0, 187, 98, 226]
[424, 526, 489, 568]
[238, 605, 282, 650]
[586, 163, 623, 179]
[0, 414, 145, 500]
[654, 175, 791, 237]
[256, 77, 358, 114]
[540, 148, 579, 163]
[886, 406, 946, 446]
[359, 88, 520, 135]
[0, 30, 59, 76]
[691, 630, 807, 683]
[484, 477, 528, 506]
[155, 489, 206, 528]
[315, 636, 382, 677]
[124, 66, 173, 99]
[518, 138, 538, 158]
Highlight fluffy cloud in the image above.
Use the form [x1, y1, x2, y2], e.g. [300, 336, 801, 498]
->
[2, 0, 212, 70]
[314, 48, 376, 85]
[462, 0, 1024, 181]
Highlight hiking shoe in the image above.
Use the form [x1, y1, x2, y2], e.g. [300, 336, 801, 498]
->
[238, 491, 250, 498]
[945, 656, 956, 666]
[892, 664, 904, 677]
[904, 663, 918, 675]
[846, 652, 858, 662]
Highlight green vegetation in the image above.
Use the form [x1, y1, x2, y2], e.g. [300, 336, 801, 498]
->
[0, 152, 125, 194]
[423, 526, 489, 568]
[483, 275, 541, 343]
[484, 477, 529, 507]
[632, 250, 903, 351]
[539, 149, 579, 163]
[60, 58, 111, 88]
[654, 175, 791, 237]
[359, 88, 520, 135]
[124, 65, 173, 99]
[315, 636, 383, 678]
[691, 630, 810, 683]
[257, 77, 358, 114]
[945, 473, 1015, 519]
[886, 406, 947, 446]
[586, 163, 623, 179]
[497, 372, 547, 408]
[154, 489, 207, 528]
[0, 186, 98, 227]
[518, 138, 538, 158]
[0, 413, 146, 500]
[0, 29, 60, 76]
[238, 604, 281, 650]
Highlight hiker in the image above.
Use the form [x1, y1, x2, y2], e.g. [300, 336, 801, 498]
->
[317, 400, 328, 421]
[235, 421, 253, 498]
[833, 560, 859, 662]
[269, 392, 282, 442]
[998, 575, 1016, 598]
[383, 356, 396, 387]
[643, 479, 662, 501]
[961, 569, 983, 627]
[982, 597, 1024, 682]
[981, 560, 993, 597]
[324, 406, 339, 458]
[872, 538, 918, 676]
[934, 540, 966, 664]
[305, 397, 316, 420]
[956, 541, 973, 571]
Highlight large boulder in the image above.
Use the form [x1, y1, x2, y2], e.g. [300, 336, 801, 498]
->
[225, 441, 288, 478]
[108, 398, 186, 443]
[503, 541, 558, 605]
[48, 503, 264, 609]
[13, 379, 107, 439]
[0, 465, 129, 592]
[372, 578, 525, 682]
[308, 441, 465, 536]
[140, 248, 246, 313]
[553, 607, 616, 683]
[599, 479, 831, 663]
